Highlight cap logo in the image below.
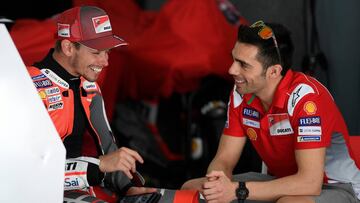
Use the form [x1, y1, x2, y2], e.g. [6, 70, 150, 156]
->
[58, 23, 70, 37]
[92, 15, 112, 34]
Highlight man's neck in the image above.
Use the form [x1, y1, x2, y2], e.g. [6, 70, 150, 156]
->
[257, 76, 283, 112]
[52, 50, 79, 78]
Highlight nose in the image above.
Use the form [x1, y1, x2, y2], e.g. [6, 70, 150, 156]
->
[98, 51, 109, 67]
[228, 61, 239, 76]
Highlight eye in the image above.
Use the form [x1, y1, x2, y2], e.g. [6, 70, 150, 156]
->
[92, 50, 110, 56]
[91, 51, 101, 55]
[239, 61, 248, 69]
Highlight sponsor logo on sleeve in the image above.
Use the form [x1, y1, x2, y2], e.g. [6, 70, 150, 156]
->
[243, 118, 260, 128]
[243, 108, 260, 119]
[246, 128, 257, 140]
[303, 101, 317, 115]
[48, 101, 64, 111]
[34, 79, 53, 88]
[291, 86, 302, 107]
[287, 84, 315, 116]
[268, 113, 294, 136]
[298, 126, 322, 136]
[297, 135, 321, 142]
[299, 116, 321, 126]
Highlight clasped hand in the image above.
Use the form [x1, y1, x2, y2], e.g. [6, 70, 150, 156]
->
[202, 171, 238, 203]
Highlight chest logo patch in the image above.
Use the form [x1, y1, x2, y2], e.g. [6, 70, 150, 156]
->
[48, 94, 62, 104]
[45, 87, 60, 96]
[83, 81, 97, 91]
[48, 101, 64, 111]
[34, 79, 52, 88]
[38, 90, 47, 100]
[243, 107, 260, 120]
[268, 113, 293, 136]
[42, 69, 69, 89]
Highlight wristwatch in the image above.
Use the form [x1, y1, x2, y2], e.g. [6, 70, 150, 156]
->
[236, 181, 249, 203]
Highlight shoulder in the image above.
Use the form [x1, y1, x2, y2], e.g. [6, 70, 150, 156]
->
[287, 72, 324, 116]
[27, 66, 42, 77]
[27, 66, 56, 90]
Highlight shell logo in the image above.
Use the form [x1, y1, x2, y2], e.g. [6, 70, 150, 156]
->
[304, 101, 317, 115]
[247, 128, 257, 141]
[38, 90, 47, 100]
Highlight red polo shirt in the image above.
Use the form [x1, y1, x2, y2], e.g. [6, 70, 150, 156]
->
[223, 70, 352, 178]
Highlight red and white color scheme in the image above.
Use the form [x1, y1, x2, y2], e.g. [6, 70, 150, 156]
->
[92, 15, 112, 34]
[56, 6, 127, 51]
[224, 70, 360, 198]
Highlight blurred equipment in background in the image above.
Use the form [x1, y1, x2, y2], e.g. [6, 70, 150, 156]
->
[301, 0, 329, 86]
[0, 17, 13, 30]
[217, 0, 244, 26]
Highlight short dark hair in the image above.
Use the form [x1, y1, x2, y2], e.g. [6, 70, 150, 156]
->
[237, 22, 294, 75]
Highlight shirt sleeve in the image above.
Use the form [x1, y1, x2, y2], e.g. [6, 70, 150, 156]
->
[222, 87, 245, 137]
[292, 93, 333, 149]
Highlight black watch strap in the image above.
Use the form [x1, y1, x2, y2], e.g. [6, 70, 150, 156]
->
[236, 181, 249, 203]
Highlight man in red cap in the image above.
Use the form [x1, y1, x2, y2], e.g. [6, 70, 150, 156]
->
[27, 6, 158, 202]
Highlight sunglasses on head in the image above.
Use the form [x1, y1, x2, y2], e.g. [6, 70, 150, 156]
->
[250, 20, 282, 66]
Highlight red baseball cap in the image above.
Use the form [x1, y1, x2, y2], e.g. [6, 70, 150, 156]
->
[56, 6, 128, 51]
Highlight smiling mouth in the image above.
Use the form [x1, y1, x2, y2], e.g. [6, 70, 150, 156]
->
[90, 66, 102, 73]
[235, 79, 246, 84]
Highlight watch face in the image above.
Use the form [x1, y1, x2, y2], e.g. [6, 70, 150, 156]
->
[239, 190, 247, 196]
[236, 182, 249, 200]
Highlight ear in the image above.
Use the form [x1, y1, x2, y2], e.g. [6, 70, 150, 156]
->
[267, 64, 283, 79]
[60, 40, 74, 56]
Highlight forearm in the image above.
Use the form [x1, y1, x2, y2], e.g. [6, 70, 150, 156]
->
[207, 135, 246, 178]
[246, 173, 322, 201]
[207, 157, 234, 178]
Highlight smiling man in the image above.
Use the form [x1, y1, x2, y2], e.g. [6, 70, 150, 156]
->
[182, 21, 360, 203]
[27, 6, 157, 202]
